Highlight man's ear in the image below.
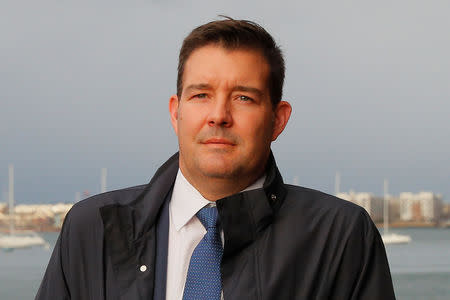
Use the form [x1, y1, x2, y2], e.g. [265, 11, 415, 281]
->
[271, 101, 292, 141]
[169, 95, 179, 136]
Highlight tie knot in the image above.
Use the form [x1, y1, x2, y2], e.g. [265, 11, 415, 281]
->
[196, 206, 219, 229]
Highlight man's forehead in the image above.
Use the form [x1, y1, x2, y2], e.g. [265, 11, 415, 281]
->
[186, 44, 267, 62]
[181, 45, 269, 92]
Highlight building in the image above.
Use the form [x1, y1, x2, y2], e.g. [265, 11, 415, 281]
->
[0, 202, 73, 231]
[399, 192, 443, 222]
[0, 203, 7, 214]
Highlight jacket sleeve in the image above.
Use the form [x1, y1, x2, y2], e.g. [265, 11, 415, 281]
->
[35, 212, 71, 300]
[349, 212, 396, 300]
[327, 209, 396, 300]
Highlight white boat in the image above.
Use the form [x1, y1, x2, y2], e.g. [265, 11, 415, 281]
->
[381, 232, 411, 244]
[0, 164, 49, 251]
[0, 231, 49, 250]
[381, 179, 411, 245]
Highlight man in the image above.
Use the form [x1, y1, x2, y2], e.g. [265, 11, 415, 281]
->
[36, 18, 396, 299]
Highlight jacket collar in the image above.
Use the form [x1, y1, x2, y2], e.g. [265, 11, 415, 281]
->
[216, 152, 287, 258]
[99, 151, 286, 295]
[102, 150, 285, 241]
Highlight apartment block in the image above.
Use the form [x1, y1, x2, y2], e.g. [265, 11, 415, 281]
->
[399, 191, 442, 222]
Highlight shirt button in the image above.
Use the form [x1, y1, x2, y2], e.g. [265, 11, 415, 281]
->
[140, 265, 147, 272]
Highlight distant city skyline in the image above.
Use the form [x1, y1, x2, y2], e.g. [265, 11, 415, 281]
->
[1, 1, 449, 203]
[1, 163, 447, 204]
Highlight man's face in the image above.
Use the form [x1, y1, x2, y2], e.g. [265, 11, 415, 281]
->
[169, 45, 290, 184]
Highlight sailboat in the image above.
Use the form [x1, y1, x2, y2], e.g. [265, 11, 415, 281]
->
[381, 179, 411, 245]
[0, 165, 49, 251]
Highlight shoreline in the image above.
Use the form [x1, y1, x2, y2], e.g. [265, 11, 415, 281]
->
[376, 221, 450, 229]
[2, 223, 448, 234]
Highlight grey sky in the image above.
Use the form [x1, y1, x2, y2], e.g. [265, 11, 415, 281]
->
[1, 1, 449, 204]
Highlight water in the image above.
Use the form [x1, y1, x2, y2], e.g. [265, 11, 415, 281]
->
[385, 228, 450, 300]
[0, 233, 58, 300]
[0, 229, 449, 299]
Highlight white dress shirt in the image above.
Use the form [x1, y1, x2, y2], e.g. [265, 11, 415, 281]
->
[165, 169, 265, 300]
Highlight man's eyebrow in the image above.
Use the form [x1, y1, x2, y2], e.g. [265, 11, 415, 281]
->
[232, 85, 263, 97]
[184, 83, 212, 92]
[184, 84, 264, 97]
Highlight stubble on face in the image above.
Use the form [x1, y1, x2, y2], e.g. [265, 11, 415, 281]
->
[194, 128, 244, 179]
[171, 45, 279, 199]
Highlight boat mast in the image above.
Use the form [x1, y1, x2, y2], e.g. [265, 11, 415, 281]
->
[8, 164, 15, 235]
[383, 179, 389, 236]
[101, 167, 107, 193]
[334, 172, 341, 196]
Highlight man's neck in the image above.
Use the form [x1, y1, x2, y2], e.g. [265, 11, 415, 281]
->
[179, 168, 265, 201]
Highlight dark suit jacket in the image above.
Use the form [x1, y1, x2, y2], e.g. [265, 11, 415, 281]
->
[36, 152, 396, 299]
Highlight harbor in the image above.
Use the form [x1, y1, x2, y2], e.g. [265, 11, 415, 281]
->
[2, 228, 450, 300]
[2, 166, 447, 237]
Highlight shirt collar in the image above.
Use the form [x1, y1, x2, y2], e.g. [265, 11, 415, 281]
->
[170, 169, 265, 231]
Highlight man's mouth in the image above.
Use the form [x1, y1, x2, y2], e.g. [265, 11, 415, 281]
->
[202, 138, 235, 145]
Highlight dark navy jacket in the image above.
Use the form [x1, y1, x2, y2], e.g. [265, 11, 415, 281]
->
[36, 152, 396, 299]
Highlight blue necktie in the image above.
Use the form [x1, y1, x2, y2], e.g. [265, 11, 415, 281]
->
[182, 206, 223, 300]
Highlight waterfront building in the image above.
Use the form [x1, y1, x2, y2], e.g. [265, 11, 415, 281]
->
[0, 203, 72, 231]
[0, 203, 6, 214]
[399, 192, 443, 222]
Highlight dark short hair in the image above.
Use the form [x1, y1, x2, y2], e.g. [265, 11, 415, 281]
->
[177, 17, 285, 107]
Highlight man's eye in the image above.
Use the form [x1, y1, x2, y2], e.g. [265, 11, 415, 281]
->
[239, 95, 253, 102]
[193, 93, 208, 99]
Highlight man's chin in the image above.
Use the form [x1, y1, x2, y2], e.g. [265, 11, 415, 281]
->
[197, 161, 240, 179]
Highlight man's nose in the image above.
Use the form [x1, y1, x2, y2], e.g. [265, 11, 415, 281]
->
[207, 98, 232, 127]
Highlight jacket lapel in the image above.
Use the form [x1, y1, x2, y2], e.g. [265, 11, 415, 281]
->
[100, 153, 179, 299]
[153, 192, 170, 300]
[217, 152, 287, 300]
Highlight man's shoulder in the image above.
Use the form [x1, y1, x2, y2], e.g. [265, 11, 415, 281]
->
[283, 184, 371, 225]
[63, 184, 148, 229]
[285, 184, 362, 209]
[279, 184, 380, 250]
[72, 184, 147, 211]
